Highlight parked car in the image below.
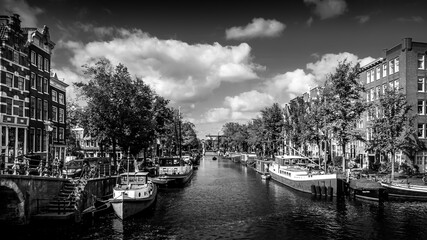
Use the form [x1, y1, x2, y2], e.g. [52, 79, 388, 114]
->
[63, 159, 84, 178]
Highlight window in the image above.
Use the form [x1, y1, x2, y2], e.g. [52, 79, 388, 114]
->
[52, 90, 57, 102]
[59, 128, 64, 141]
[13, 100, 24, 117]
[419, 100, 425, 115]
[394, 80, 399, 90]
[52, 106, 57, 122]
[418, 77, 425, 92]
[382, 84, 387, 95]
[52, 127, 57, 141]
[30, 97, 35, 118]
[371, 69, 375, 81]
[13, 51, 19, 63]
[31, 51, 36, 65]
[419, 54, 425, 70]
[389, 60, 394, 74]
[37, 75, 42, 92]
[59, 93, 64, 104]
[37, 54, 43, 70]
[31, 73, 36, 88]
[29, 128, 35, 153]
[59, 108, 64, 123]
[366, 92, 369, 102]
[36, 128, 41, 152]
[37, 98, 42, 120]
[376, 67, 381, 79]
[17, 77, 24, 91]
[43, 100, 48, 120]
[376, 86, 380, 99]
[6, 98, 12, 115]
[419, 124, 427, 138]
[44, 58, 49, 72]
[43, 78, 48, 93]
[367, 71, 371, 83]
[370, 88, 375, 101]
[383, 63, 387, 77]
[395, 58, 399, 72]
[6, 73, 13, 87]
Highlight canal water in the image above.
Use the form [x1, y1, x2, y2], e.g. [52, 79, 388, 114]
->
[10, 155, 427, 240]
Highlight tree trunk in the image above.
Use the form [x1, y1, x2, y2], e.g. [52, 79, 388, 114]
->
[342, 142, 347, 172]
[112, 138, 117, 176]
[391, 151, 395, 180]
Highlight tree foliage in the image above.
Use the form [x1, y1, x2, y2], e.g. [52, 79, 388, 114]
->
[322, 60, 367, 170]
[366, 87, 422, 178]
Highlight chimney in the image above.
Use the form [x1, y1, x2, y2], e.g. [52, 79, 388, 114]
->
[402, 37, 412, 51]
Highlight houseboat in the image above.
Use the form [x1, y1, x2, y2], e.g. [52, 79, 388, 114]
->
[268, 155, 345, 197]
[380, 181, 427, 201]
[151, 157, 194, 187]
[109, 171, 157, 220]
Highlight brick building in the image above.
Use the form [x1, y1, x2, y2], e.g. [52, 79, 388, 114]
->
[0, 14, 66, 170]
[361, 38, 427, 172]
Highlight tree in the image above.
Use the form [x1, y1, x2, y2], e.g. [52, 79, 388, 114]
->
[304, 93, 327, 165]
[247, 117, 265, 155]
[323, 60, 367, 171]
[222, 122, 248, 152]
[75, 58, 155, 170]
[261, 103, 284, 157]
[284, 96, 308, 154]
[366, 87, 421, 179]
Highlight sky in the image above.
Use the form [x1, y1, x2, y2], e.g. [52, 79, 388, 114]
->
[1, 0, 427, 139]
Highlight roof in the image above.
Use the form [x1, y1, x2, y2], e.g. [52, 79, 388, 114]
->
[120, 171, 149, 176]
[275, 155, 309, 159]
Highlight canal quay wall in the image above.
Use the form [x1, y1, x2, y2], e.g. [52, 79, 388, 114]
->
[0, 174, 118, 225]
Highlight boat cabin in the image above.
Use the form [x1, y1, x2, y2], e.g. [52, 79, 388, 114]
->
[157, 157, 192, 175]
[275, 155, 311, 166]
[120, 172, 149, 186]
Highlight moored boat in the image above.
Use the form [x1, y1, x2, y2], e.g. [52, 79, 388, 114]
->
[109, 171, 157, 220]
[151, 156, 194, 187]
[380, 181, 427, 201]
[349, 179, 388, 201]
[268, 155, 345, 197]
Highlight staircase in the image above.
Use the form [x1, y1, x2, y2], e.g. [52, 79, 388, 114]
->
[32, 180, 77, 221]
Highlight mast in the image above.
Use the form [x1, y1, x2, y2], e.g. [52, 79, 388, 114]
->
[178, 106, 182, 160]
[126, 147, 130, 185]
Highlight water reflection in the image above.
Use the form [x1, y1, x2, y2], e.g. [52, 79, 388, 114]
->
[11, 154, 427, 240]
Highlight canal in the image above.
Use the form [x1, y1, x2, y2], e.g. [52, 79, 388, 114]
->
[9, 154, 427, 240]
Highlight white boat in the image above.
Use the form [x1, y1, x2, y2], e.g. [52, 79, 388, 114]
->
[109, 171, 157, 220]
[380, 181, 427, 201]
[151, 157, 194, 187]
[268, 155, 345, 197]
[261, 173, 271, 180]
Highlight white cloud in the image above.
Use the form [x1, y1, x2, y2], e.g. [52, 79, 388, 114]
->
[306, 52, 360, 81]
[224, 90, 275, 112]
[355, 15, 370, 24]
[199, 52, 375, 125]
[0, 0, 43, 27]
[264, 69, 316, 104]
[60, 29, 263, 103]
[201, 108, 231, 123]
[226, 18, 285, 40]
[397, 16, 424, 23]
[304, 0, 347, 19]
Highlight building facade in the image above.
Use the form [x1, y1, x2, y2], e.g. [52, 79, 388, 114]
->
[285, 38, 427, 172]
[50, 73, 68, 161]
[361, 38, 427, 172]
[0, 13, 66, 170]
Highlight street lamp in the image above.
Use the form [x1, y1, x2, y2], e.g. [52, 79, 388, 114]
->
[44, 121, 53, 168]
